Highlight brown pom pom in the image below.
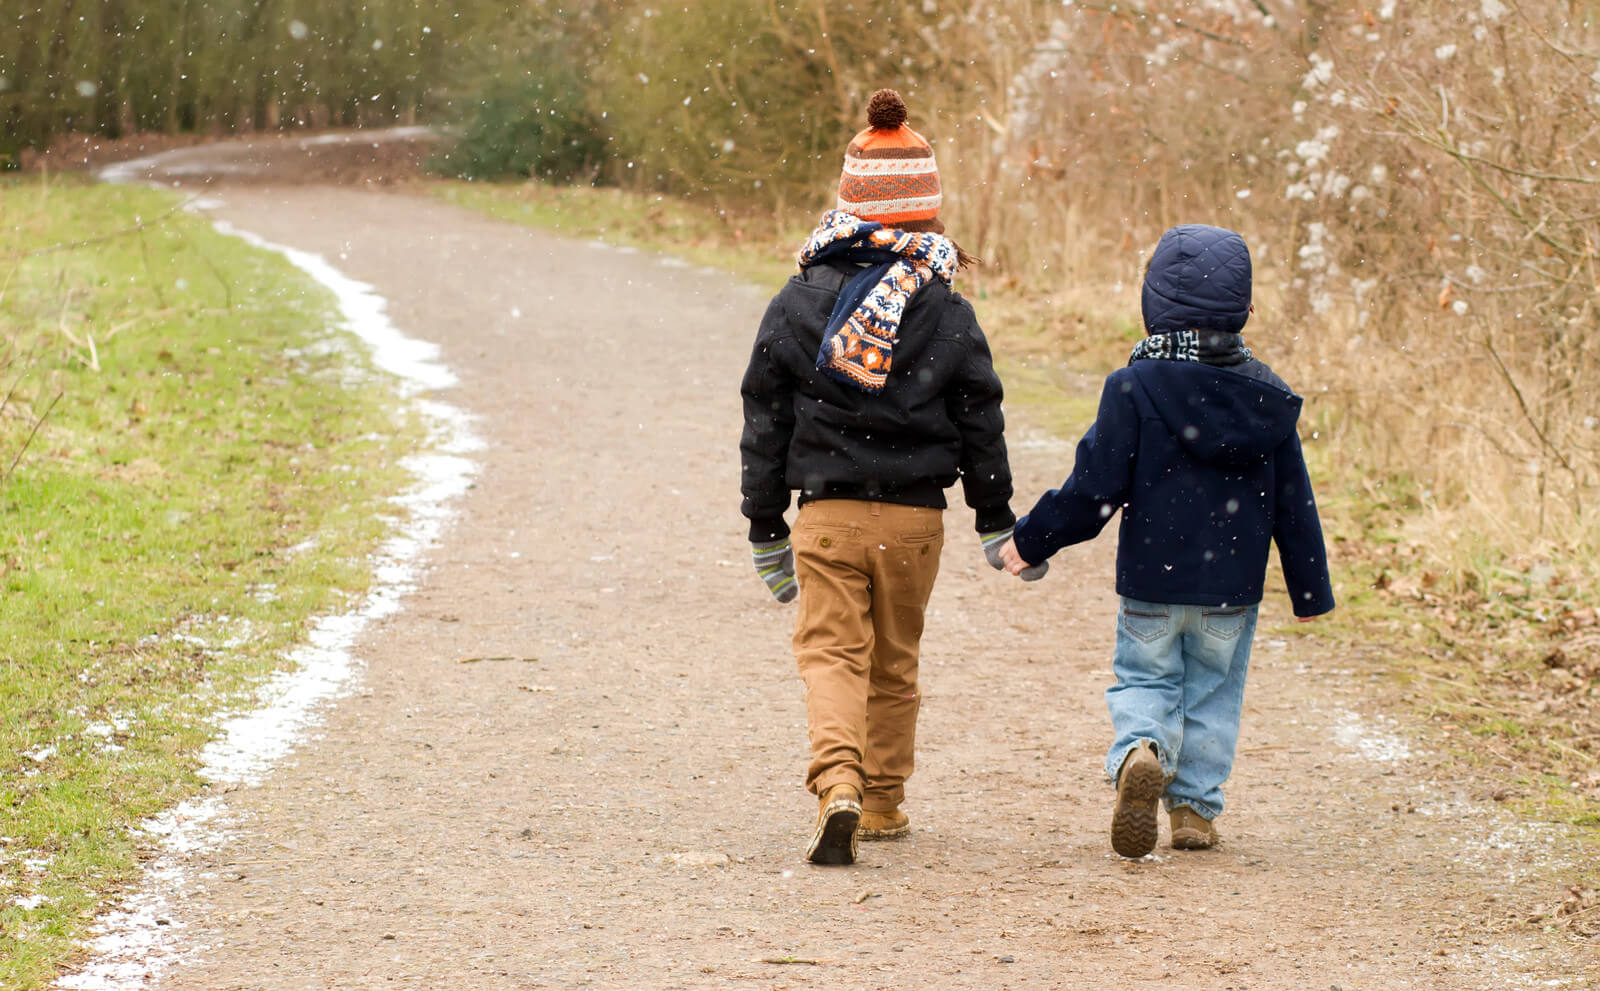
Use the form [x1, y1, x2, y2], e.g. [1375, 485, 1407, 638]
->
[865, 89, 909, 130]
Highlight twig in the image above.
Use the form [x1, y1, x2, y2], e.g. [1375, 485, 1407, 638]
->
[173, 222, 234, 310]
[1480, 332, 1576, 477]
[0, 258, 18, 308]
[1547, 739, 1598, 767]
[1447, 146, 1582, 259]
[1428, 420, 1523, 463]
[137, 224, 169, 310]
[0, 347, 40, 421]
[1508, 0, 1600, 61]
[0, 390, 62, 489]
[1403, 132, 1596, 185]
[1425, 693, 1524, 720]
[7, 197, 195, 261]
[1171, 17, 1250, 48]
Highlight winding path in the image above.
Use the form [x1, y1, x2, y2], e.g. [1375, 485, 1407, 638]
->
[66, 135, 1593, 990]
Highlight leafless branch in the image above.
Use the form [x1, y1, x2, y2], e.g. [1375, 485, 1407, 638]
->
[1171, 18, 1251, 48]
[8, 197, 194, 261]
[1481, 332, 1575, 478]
[0, 390, 62, 490]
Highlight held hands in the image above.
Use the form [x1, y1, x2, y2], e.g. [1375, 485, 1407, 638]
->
[980, 528, 1048, 582]
[996, 537, 1049, 581]
[752, 539, 798, 603]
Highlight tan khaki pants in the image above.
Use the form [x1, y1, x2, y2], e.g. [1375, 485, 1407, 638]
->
[791, 499, 944, 813]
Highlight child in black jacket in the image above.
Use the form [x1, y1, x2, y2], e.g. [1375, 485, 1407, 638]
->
[740, 90, 1035, 865]
[1000, 224, 1334, 858]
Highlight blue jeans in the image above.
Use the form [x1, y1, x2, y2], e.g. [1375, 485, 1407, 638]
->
[1104, 598, 1259, 821]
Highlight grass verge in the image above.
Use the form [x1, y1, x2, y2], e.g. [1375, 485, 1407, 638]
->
[0, 176, 418, 987]
[430, 179, 1600, 846]
[432, 181, 802, 289]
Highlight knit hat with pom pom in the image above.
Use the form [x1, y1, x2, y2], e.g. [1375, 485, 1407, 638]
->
[836, 89, 943, 233]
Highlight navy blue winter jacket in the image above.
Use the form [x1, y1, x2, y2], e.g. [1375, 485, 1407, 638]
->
[1012, 225, 1335, 616]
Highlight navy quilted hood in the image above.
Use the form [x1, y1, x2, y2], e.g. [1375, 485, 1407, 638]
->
[1141, 224, 1252, 336]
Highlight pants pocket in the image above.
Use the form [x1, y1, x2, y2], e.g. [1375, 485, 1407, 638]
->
[797, 521, 858, 551]
[894, 529, 942, 560]
[1202, 606, 1249, 640]
[1119, 605, 1172, 644]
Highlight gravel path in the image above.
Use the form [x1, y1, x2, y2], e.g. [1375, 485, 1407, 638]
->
[72, 138, 1595, 990]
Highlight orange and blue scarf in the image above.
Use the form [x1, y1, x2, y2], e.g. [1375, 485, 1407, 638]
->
[798, 210, 959, 394]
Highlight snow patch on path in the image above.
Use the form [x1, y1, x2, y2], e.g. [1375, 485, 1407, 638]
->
[1332, 709, 1415, 764]
[56, 182, 478, 990]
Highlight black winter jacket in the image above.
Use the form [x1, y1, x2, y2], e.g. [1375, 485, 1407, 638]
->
[739, 260, 1014, 542]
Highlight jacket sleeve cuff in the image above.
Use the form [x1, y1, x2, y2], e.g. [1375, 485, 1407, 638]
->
[1291, 586, 1336, 618]
[1009, 514, 1049, 566]
[973, 505, 1016, 535]
[748, 517, 790, 544]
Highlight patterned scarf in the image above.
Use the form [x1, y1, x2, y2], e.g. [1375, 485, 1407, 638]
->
[798, 210, 959, 394]
[1129, 329, 1253, 367]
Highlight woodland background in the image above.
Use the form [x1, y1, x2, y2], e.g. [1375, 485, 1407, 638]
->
[6, 0, 1600, 778]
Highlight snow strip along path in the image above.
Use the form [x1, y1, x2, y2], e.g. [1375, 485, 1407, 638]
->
[56, 168, 479, 990]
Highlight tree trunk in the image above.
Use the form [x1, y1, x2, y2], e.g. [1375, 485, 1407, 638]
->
[97, 0, 126, 138]
[167, 0, 193, 134]
[42, 0, 79, 140]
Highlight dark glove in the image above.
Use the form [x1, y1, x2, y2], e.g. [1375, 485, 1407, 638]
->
[979, 528, 1049, 582]
[752, 539, 798, 602]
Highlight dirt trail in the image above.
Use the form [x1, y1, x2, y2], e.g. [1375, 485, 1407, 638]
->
[76, 139, 1593, 989]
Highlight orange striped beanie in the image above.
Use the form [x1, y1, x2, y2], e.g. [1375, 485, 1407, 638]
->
[837, 89, 943, 233]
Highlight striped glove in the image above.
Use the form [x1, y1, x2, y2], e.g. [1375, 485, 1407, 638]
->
[752, 539, 798, 603]
[979, 528, 1049, 582]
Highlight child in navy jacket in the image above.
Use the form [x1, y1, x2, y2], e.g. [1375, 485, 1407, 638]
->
[999, 224, 1335, 857]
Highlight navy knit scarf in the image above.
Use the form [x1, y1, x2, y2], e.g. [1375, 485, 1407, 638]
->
[1129, 330, 1252, 367]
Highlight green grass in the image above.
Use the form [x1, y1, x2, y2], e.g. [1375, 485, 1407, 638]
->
[994, 356, 1100, 442]
[0, 176, 418, 988]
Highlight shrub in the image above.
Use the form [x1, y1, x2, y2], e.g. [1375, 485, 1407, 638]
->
[433, 54, 605, 183]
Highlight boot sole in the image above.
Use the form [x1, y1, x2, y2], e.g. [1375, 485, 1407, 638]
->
[1110, 758, 1163, 858]
[805, 798, 861, 865]
[857, 822, 910, 841]
[1171, 828, 1218, 850]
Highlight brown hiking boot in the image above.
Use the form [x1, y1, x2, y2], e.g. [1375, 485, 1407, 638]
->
[858, 808, 910, 841]
[1110, 742, 1163, 858]
[805, 784, 862, 865]
[1169, 807, 1219, 850]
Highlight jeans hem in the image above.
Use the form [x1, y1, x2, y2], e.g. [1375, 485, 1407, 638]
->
[1164, 798, 1219, 820]
[1104, 738, 1170, 785]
